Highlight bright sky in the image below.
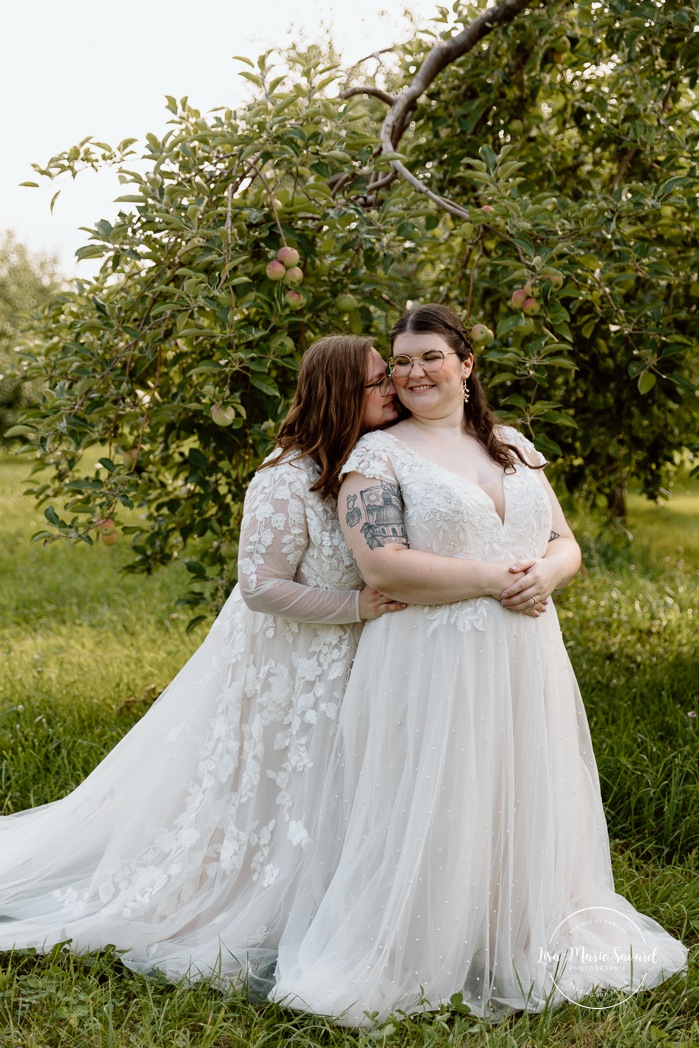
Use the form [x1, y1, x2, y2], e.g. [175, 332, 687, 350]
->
[2, 0, 438, 276]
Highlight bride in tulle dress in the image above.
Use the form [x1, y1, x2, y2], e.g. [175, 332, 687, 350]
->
[0, 335, 406, 988]
[272, 305, 688, 1025]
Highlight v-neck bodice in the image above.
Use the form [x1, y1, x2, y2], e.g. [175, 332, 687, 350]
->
[341, 426, 552, 563]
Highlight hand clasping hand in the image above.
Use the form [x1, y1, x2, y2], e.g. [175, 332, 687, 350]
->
[500, 558, 555, 617]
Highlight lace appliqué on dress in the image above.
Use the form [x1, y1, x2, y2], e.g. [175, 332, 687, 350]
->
[424, 598, 489, 636]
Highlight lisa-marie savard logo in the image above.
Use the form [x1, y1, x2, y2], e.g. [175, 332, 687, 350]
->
[538, 906, 659, 1010]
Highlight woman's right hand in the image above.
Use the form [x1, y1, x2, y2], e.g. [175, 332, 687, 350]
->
[359, 586, 407, 621]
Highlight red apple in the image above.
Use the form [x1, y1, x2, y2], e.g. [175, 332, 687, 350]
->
[285, 289, 305, 310]
[97, 518, 118, 544]
[277, 246, 300, 267]
[265, 260, 286, 281]
[480, 204, 494, 213]
[510, 288, 528, 310]
[283, 266, 304, 286]
[541, 268, 564, 289]
[523, 297, 541, 315]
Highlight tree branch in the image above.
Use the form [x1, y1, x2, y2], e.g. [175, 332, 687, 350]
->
[372, 0, 542, 215]
[340, 86, 396, 106]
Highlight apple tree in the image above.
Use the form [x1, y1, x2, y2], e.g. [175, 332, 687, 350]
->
[373, 0, 699, 514]
[12, 0, 698, 612]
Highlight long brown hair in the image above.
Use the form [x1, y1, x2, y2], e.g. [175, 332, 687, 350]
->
[390, 304, 542, 471]
[259, 334, 375, 499]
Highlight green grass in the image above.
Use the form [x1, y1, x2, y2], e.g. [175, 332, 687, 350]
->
[0, 452, 697, 1046]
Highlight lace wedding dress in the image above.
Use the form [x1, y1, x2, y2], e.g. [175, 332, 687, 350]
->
[0, 455, 364, 990]
[272, 428, 688, 1025]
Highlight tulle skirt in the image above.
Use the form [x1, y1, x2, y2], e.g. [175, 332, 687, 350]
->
[272, 600, 688, 1025]
[0, 586, 361, 993]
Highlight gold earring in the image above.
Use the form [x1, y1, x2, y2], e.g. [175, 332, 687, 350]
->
[462, 378, 470, 404]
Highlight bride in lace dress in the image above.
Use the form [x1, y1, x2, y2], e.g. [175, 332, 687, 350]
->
[272, 305, 688, 1025]
[0, 335, 405, 988]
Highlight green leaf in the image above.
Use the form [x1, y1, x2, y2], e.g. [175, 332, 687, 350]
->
[250, 374, 280, 396]
[185, 560, 207, 578]
[75, 245, 106, 260]
[186, 614, 210, 633]
[44, 506, 61, 527]
[533, 433, 563, 457]
[2, 424, 35, 438]
[637, 371, 656, 394]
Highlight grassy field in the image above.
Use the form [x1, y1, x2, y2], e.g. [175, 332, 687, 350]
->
[0, 451, 696, 1047]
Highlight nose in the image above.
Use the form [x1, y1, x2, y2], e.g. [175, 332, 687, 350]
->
[406, 357, 428, 377]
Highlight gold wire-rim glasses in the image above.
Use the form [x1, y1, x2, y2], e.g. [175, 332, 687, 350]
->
[387, 349, 460, 377]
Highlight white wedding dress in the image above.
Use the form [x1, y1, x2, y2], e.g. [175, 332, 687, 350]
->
[0, 455, 365, 991]
[272, 428, 688, 1025]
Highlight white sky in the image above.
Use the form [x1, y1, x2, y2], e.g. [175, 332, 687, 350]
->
[1, 0, 438, 277]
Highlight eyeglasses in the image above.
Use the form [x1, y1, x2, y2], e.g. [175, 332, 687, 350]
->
[387, 349, 459, 377]
[365, 375, 393, 396]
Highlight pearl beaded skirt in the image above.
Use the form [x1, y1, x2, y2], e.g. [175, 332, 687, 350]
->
[272, 601, 688, 1025]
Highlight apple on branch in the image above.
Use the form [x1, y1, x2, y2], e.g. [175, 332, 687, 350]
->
[277, 246, 300, 267]
[470, 323, 494, 345]
[265, 260, 286, 281]
[211, 404, 236, 427]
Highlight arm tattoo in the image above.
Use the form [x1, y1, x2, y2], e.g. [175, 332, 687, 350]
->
[349, 479, 408, 550]
[549, 530, 560, 542]
[345, 493, 362, 528]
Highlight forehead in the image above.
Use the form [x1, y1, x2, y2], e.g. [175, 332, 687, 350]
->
[392, 331, 453, 355]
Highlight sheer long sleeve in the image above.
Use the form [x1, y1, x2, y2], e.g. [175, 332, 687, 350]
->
[237, 457, 361, 624]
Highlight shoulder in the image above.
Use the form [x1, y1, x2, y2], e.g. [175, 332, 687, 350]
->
[497, 425, 548, 468]
[247, 451, 319, 503]
[340, 430, 398, 483]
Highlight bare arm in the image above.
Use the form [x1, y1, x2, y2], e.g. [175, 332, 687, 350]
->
[339, 471, 532, 607]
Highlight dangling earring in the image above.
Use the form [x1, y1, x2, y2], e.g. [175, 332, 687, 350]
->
[462, 378, 470, 404]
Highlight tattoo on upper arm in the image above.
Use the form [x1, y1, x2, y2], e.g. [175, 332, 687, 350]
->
[549, 530, 560, 541]
[345, 479, 408, 550]
[345, 494, 362, 528]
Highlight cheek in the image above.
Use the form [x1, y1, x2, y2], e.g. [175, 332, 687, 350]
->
[361, 400, 380, 428]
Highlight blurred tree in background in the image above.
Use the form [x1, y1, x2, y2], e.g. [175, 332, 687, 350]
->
[0, 233, 59, 444]
[8, 0, 697, 611]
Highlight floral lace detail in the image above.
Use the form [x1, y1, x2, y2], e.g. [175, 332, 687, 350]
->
[343, 429, 552, 564]
[341, 428, 554, 638]
[240, 455, 360, 591]
[423, 597, 490, 636]
[48, 456, 364, 932]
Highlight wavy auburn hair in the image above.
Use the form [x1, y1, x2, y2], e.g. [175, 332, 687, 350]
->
[259, 334, 375, 499]
[390, 304, 543, 472]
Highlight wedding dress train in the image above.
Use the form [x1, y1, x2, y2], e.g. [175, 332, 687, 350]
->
[0, 456, 364, 993]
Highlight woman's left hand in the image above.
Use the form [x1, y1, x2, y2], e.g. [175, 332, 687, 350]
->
[499, 557, 558, 613]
